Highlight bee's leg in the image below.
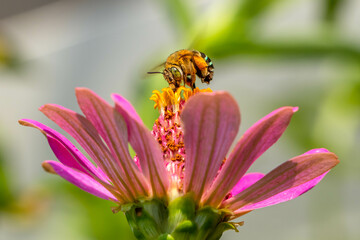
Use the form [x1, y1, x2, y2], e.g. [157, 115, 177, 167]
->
[183, 70, 188, 88]
[192, 82, 196, 89]
[189, 64, 197, 89]
[189, 74, 196, 89]
[169, 83, 176, 91]
[191, 55, 207, 84]
[199, 71, 207, 83]
[179, 62, 190, 88]
[196, 64, 207, 84]
[186, 75, 196, 89]
[186, 77, 193, 88]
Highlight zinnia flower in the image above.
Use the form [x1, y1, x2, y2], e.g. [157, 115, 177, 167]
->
[19, 87, 339, 240]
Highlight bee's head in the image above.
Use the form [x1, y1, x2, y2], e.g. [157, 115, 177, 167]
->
[148, 66, 183, 91]
[164, 66, 183, 81]
[147, 66, 183, 80]
[163, 66, 183, 91]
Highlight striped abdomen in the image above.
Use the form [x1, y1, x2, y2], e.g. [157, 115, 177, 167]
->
[200, 51, 214, 84]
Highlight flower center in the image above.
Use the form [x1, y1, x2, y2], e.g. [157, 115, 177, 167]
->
[150, 87, 212, 192]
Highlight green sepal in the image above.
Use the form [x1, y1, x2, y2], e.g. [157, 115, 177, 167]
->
[157, 234, 175, 240]
[125, 200, 168, 240]
[120, 202, 136, 212]
[194, 206, 222, 240]
[167, 194, 196, 232]
[173, 220, 196, 233]
[123, 196, 239, 240]
[207, 222, 239, 240]
[125, 209, 147, 240]
[143, 199, 169, 233]
[171, 220, 196, 240]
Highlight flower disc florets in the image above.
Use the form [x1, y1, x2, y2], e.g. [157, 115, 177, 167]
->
[150, 87, 212, 192]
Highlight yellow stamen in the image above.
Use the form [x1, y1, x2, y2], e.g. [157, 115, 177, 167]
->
[150, 87, 212, 110]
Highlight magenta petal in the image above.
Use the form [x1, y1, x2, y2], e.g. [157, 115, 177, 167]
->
[181, 92, 240, 202]
[236, 171, 328, 213]
[43, 160, 117, 201]
[304, 148, 329, 154]
[39, 104, 135, 202]
[76, 88, 150, 197]
[19, 119, 108, 182]
[202, 107, 296, 207]
[230, 172, 265, 197]
[111, 93, 143, 127]
[222, 151, 339, 211]
[232, 148, 331, 211]
[112, 93, 169, 198]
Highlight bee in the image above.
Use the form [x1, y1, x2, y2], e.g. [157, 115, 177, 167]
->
[148, 49, 214, 91]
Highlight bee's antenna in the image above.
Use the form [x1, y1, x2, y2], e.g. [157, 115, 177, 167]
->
[147, 71, 163, 74]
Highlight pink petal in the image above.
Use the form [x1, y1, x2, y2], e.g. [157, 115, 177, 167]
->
[19, 119, 108, 182]
[111, 93, 143, 127]
[42, 160, 118, 201]
[304, 148, 329, 155]
[39, 104, 136, 202]
[112, 93, 169, 198]
[202, 107, 297, 207]
[76, 88, 150, 197]
[181, 92, 240, 202]
[235, 148, 331, 211]
[230, 172, 265, 197]
[230, 149, 331, 213]
[222, 151, 339, 211]
[235, 171, 328, 214]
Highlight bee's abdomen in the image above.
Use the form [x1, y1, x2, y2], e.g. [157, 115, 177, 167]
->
[200, 52, 213, 66]
[200, 52, 214, 84]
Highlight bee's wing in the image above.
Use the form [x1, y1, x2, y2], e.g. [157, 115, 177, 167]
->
[139, 61, 165, 80]
[148, 61, 166, 73]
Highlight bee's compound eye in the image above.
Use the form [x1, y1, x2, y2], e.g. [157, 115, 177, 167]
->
[170, 67, 182, 80]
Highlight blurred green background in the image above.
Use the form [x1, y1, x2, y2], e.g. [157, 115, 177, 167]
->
[0, 0, 359, 239]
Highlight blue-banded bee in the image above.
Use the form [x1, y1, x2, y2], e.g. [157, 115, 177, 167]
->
[148, 50, 214, 91]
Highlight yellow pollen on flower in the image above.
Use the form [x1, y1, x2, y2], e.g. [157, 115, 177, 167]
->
[150, 87, 212, 110]
[150, 86, 212, 193]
